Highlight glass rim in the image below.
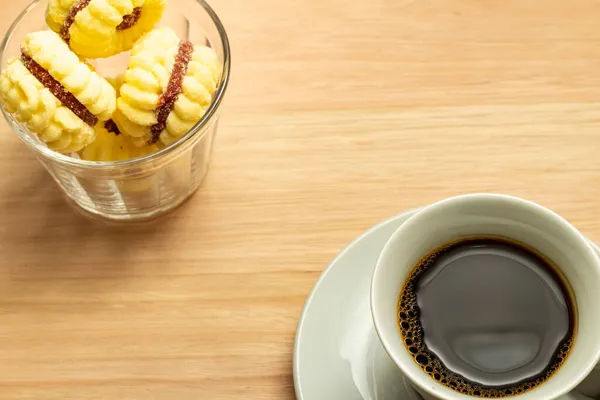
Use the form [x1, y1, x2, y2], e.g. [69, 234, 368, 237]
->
[0, 0, 231, 170]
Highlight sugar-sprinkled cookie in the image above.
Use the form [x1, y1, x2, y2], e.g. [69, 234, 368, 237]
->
[80, 76, 157, 161]
[80, 120, 158, 161]
[114, 27, 221, 146]
[0, 30, 116, 153]
[46, 0, 167, 59]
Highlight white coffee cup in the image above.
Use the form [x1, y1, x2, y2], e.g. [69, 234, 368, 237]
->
[371, 194, 600, 400]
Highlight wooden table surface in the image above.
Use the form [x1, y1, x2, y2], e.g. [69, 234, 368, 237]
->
[2, 0, 600, 398]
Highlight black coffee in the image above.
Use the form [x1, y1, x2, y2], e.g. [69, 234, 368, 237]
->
[398, 237, 575, 397]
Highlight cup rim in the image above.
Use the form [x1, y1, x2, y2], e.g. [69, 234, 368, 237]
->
[370, 193, 600, 400]
[0, 0, 231, 170]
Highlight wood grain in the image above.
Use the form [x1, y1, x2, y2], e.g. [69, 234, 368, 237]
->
[2, 0, 600, 398]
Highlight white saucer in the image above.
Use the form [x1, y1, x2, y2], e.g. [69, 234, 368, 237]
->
[293, 209, 600, 400]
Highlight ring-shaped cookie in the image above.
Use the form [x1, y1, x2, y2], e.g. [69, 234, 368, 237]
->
[80, 76, 157, 160]
[46, 0, 167, 59]
[114, 27, 221, 147]
[0, 31, 116, 153]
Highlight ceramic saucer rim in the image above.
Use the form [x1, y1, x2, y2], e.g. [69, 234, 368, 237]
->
[293, 209, 418, 400]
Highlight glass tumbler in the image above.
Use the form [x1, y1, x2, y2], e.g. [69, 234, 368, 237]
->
[0, 0, 230, 222]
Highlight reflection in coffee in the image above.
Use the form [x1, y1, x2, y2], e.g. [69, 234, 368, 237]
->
[398, 237, 576, 397]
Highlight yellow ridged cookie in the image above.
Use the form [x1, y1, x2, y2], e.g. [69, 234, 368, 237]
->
[46, 0, 167, 59]
[0, 30, 116, 153]
[80, 121, 158, 161]
[114, 27, 221, 146]
[80, 76, 157, 161]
